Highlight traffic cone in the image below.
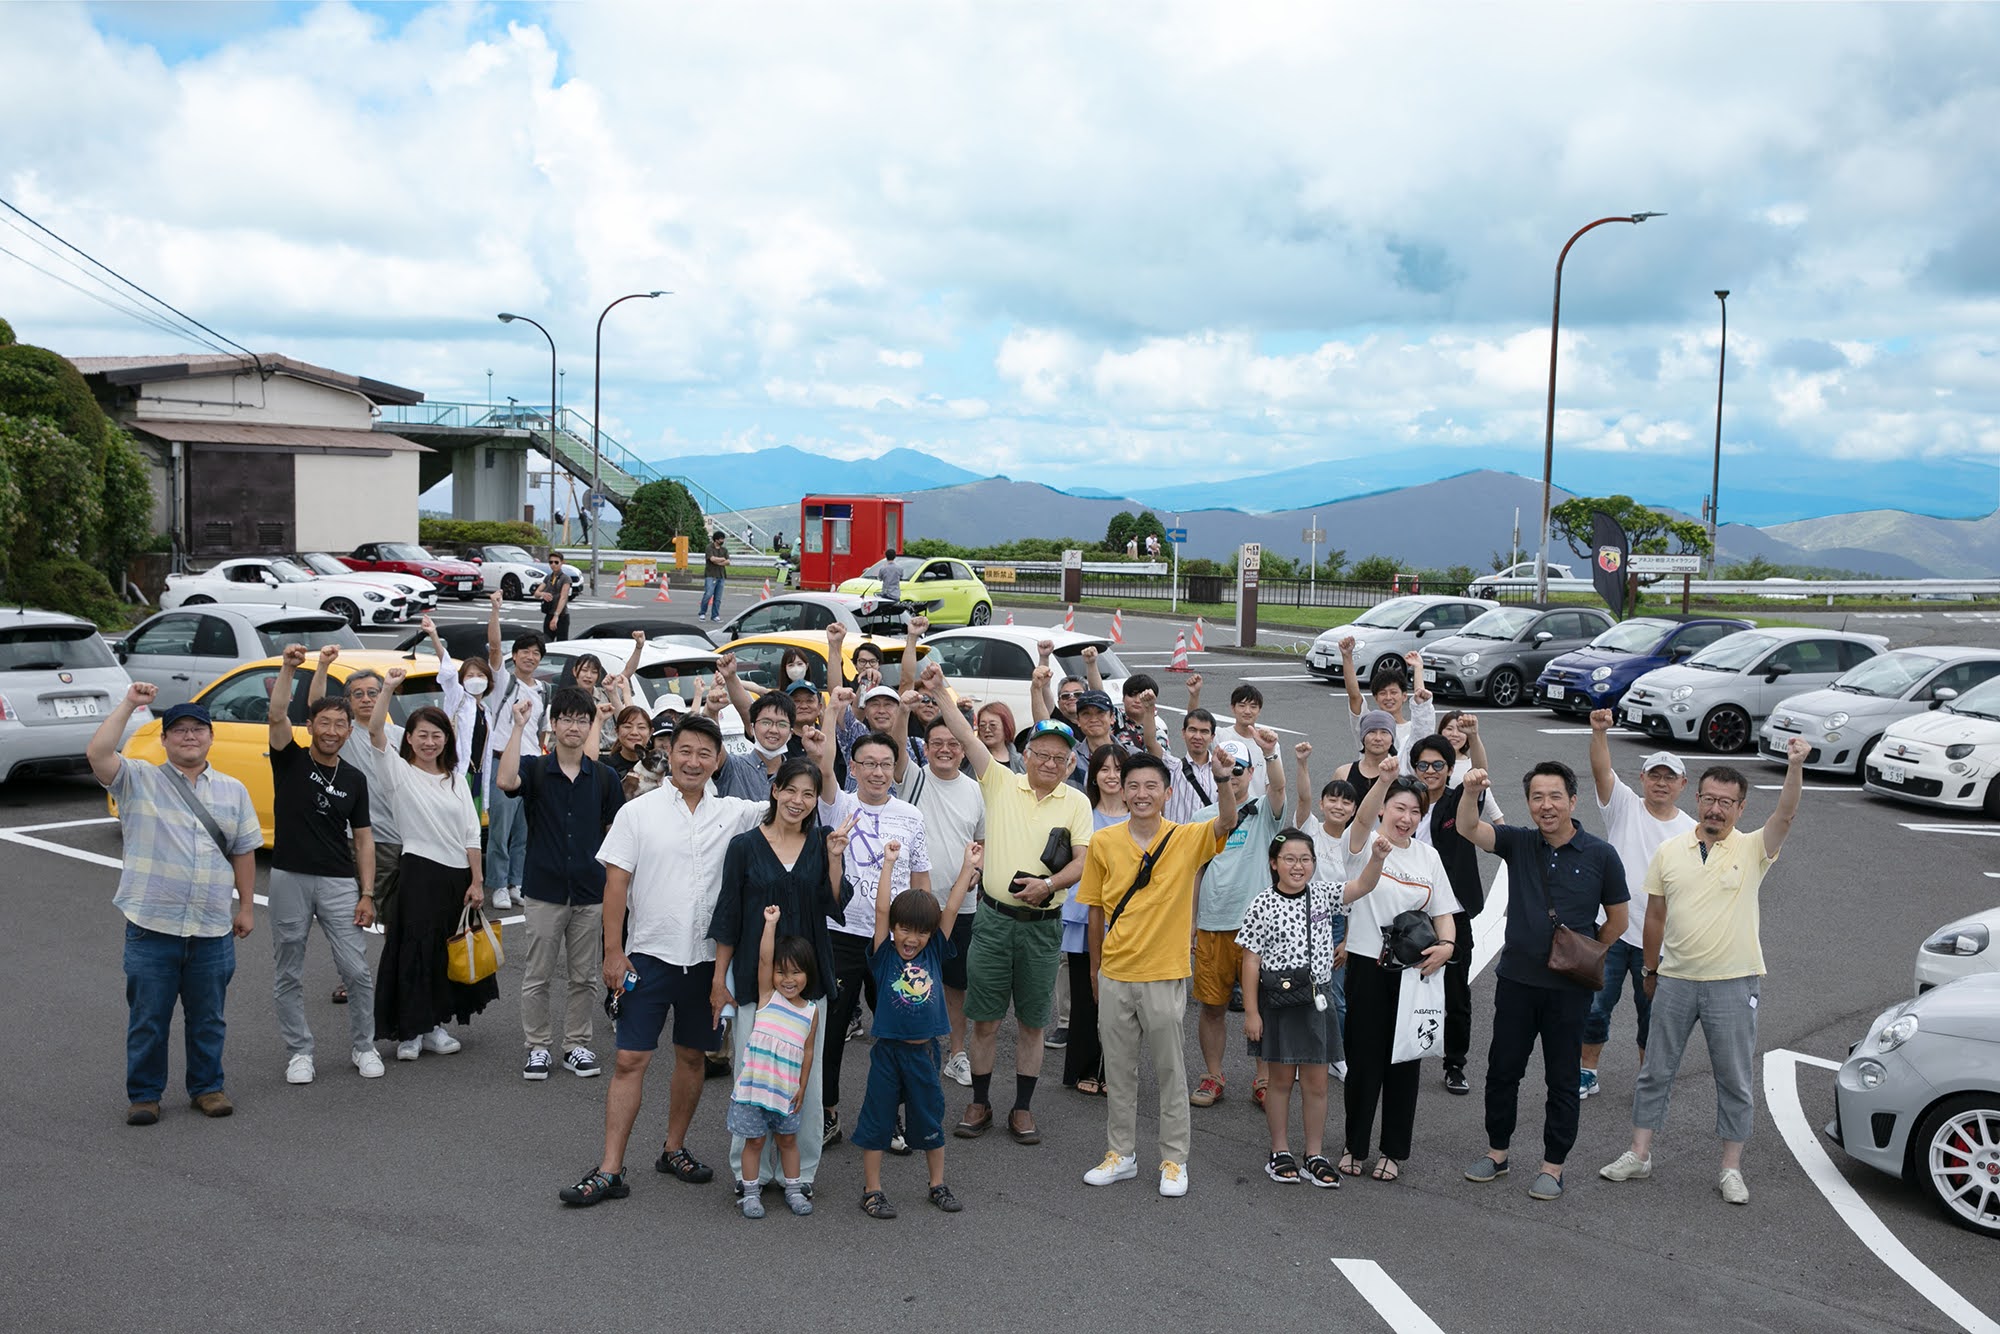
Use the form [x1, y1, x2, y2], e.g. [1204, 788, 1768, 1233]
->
[611, 577, 629, 600]
[1005, 611, 1015, 625]
[1192, 617, 1206, 652]
[654, 582, 672, 602]
[761, 579, 772, 601]
[1392, 572, 1401, 595]
[1166, 631, 1191, 672]
[1110, 609, 1124, 644]
[1063, 605, 1075, 631]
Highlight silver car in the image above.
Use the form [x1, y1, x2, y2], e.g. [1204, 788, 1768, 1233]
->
[0, 608, 143, 781]
[1621, 627, 1888, 753]
[1760, 646, 2000, 777]
[1305, 595, 1497, 687]
[114, 605, 361, 711]
[1828, 973, 2000, 1238]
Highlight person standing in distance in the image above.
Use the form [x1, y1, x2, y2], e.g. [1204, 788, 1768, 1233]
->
[539, 550, 573, 643]
[700, 530, 731, 623]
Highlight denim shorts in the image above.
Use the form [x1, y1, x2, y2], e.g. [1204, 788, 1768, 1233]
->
[727, 1098, 803, 1139]
[614, 955, 723, 1053]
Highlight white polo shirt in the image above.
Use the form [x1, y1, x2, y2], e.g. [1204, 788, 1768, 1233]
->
[597, 785, 763, 965]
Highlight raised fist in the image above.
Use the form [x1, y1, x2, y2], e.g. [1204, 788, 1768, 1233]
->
[1463, 767, 1491, 794]
[125, 681, 158, 709]
[1589, 708, 1613, 732]
[282, 644, 308, 669]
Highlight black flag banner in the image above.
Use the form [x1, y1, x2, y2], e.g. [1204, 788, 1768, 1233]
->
[1591, 509, 1629, 619]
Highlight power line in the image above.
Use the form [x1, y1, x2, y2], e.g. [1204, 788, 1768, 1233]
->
[0, 214, 231, 352]
[0, 241, 214, 347]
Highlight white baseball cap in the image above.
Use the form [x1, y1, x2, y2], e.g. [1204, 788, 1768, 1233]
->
[1638, 751, 1685, 776]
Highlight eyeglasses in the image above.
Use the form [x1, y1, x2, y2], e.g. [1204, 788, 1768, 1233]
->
[348, 688, 381, 700]
[1412, 759, 1450, 773]
[1275, 854, 1315, 868]
[1697, 794, 1742, 810]
[852, 758, 896, 771]
[1025, 748, 1070, 766]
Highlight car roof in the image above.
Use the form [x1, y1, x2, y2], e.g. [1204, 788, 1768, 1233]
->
[723, 630, 919, 653]
[541, 639, 721, 668]
[0, 607, 97, 630]
[1732, 626, 1890, 646]
[578, 619, 717, 642]
[1881, 644, 2000, 663]
[925, 627, 1112, 650]
[221, 650, 437, 676]
[145, 604, 349, 629]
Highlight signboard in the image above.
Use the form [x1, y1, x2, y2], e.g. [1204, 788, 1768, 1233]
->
[1061, 548, 1083, 570]
[623, 558, 657, 587]
[983, 565, 1017, 584]
[1629, 553, 1703, 574]
[585, 490, 610, 511]
[1240, 542, 1262, 574]
[1302, 528, 1326, 544]
[1164, 527, 1188, 544]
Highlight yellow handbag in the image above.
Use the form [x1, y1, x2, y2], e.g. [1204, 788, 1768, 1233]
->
[447, 903, 505, 985]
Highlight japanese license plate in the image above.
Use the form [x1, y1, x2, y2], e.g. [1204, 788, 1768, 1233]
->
[1623, 705, 1642, 725]
[1546, 684, 1565, 700]
[1878, 763, 1909, 785]
[53, 696, 100, 719]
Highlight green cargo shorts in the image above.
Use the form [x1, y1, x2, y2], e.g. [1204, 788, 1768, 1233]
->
[964, 910, 1063, 1029]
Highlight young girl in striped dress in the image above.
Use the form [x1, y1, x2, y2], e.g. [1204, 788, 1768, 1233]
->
[731, 905, 822, 1218]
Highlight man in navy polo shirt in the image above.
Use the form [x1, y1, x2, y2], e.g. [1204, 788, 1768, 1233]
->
[497, 686, 625, 1082]
[1454, 761, 1628, 1202]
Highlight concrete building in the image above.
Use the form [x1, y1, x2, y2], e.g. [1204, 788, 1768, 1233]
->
[72, 353, 428, 562]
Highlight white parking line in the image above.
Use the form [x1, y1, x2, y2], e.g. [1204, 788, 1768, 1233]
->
[1763, 1049, 2000, 1334]
[1754, 784, 1861, 792]
[1538, 727, 1595, 735]
[1470, 868, 1510, 980]
[1899, 823, 2000, 837]
[1239, 674, 1316, 684]
[1331, 1259, 1445, 1334]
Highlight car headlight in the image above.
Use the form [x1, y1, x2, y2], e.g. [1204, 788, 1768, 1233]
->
[1460, 652, 1480, 666]
[363, 591, 385, 602]
[1874, 1014, 1919, 1053]
[1671, 685, 1694, 701]
[1824, 711, 1848, 730]
[1923, 924, 1990, 956]
[1347, 640, 1366, 656]
[1853, 1058, 1888, 1090]
[1591, 666, 1612, 682]
[421, 567, 441, 579]
[1946, 743, 1976, 760]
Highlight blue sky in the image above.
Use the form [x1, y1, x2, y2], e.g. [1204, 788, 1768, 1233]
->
[7, 3, 2000, 526]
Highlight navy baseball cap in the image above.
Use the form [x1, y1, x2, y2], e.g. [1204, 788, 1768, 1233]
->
[159, 701, 213, 731]
[1075, 690, 1115, 714]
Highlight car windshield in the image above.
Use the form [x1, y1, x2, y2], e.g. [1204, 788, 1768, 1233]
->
[256, 621, 361, 655]
[1686, 632, 1778, 672]
[1353, 597, 1427, 630]
[889, 556, 924, 576]
[265, 559, 316, 584]
[1943, 678, 2000, 721]
[1834, 650, 1943, 698]
[1589, 619, 1673, 654]
[380, 544, 433, 561]
[1056, 644, 1129, 680]
[484, 546, 535, 563]
[296, 552, 344, 576]
[1459, 607, 1538, 640]
[0, 624, 118, 671]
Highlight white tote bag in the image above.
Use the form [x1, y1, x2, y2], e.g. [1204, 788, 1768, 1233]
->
[1390, 966, 1446, 1064]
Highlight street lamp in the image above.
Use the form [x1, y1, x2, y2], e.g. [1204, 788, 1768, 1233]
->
[1708, 289, 1729, 576]
[591, 291, 669, 594]
[1535, 211, 1665, 603]
[497, 312, 558, 548]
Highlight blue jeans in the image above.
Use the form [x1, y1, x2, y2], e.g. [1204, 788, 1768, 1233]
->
[1583, 939, 1652, 1049]
[124, 922, 236, 1103]
[700, 576, 725, 619]
[485, 759, 528, 888]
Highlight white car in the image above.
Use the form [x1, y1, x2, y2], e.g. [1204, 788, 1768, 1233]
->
[921, 626, 1164, 742]
[161, 557, 418, 629]
[463, 544, 579, 601]
[1917, 906, 2000, 994]
[1468, 560, 1589, 598]
[1864, 677, 2000, 817]
[1619, 627, 1888, 753]
[0, 608, 145, 781]
[1759, 647, 2000, 777]
[294, 551, 438, 613]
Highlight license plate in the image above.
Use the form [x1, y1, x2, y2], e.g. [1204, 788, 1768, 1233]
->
[1546, 684, 1565, 700]
[1878, 763, 1909, 785]
[53, 696, 100, 719]
[1623, 706, 1642, 725]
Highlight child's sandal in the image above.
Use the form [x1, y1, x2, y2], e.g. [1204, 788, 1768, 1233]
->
[1304, 1155, 1341, 1189]
[1251, 1077, 1269, 1108]
[1264, 1151, 1300, 1184]
[859, 1189, 897, 1220]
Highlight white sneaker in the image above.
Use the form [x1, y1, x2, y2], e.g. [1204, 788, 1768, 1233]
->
[351, 1048, 385, 1079]
[396, 1038, 421, 1062]
[421, 1026, 462, 1054]
[285, 1053, 315, 1085]
[491, 887, 514, 910]
[943, 1051, 972, 1087]
[1159, 1160, 1189, 1198]
[1599, 1150, 1653, 1182]
[1330, 1060, 1348, 1081]
[1718, 1168, 1750, 1205]
[1083, 1151, 1138, 1186]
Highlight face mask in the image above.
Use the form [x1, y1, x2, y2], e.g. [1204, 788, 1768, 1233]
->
[464, 677, 489, 697]
[786, 662, 808, 681]
[752, 740, 790, 760]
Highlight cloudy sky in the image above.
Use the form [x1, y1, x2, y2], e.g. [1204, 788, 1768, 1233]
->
[4, 1, 1998, 525]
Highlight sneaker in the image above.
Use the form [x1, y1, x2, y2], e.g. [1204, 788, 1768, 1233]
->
[1189, 1075, 1224, 1107]
[822, 1108, 843, 1148]
[943, 1050, 972, 1087]
[845, 1014, 866, 1044]
[1159, 1160, 1189, 1198]
[740, 1184, 766, 1219]
[1599, 1150, 1653, 1182]
[558, 1168, 629, 1207]
[1083, 1151, 1138, 1186]
[351, 1048, 385, 1079]
[889, 1115, 911, 1156]
[396, 1038, 422, 1062]
[1443, 1067, 1470, 1096]
[564, 1047, 602, 1078]
[1044, 1026, 1069, 1049]
[421, 1026, 461, 1054]
[1718, 1168, 1750, 1205]
[784, 1179, 814, 1216]
[285, 1053, 316, 1085]
[1579, 1068, 1601, 1100]
[491, 886, 514, 910]
[523, 1048, 553, 1081]
[1330, 1060, 1348, 1081]
[1529, 1171, 1565, 1201]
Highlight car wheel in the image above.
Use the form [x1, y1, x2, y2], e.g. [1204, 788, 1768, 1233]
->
[182, 595, 214, 606]
[1851, 735, 1878, 782]
[1487, 668, 1524, 708]
[1700, 704, 1753, 754]
[501, 574, 521, 600]
[322, 597, 361, 629]
[969, 602, 991, 626]
[1985, 777, 2000, 821]
[1914, 1094, 2000, 1238]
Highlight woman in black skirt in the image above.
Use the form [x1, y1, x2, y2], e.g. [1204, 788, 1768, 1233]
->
[368, 672, 496, 1061]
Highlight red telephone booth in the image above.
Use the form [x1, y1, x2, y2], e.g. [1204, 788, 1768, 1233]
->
[796, 495, 904, 592]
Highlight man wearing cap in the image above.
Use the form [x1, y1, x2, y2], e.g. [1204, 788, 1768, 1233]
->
[1189, 728, 1285, 1107]
[89, 685, 262, 1126]
[1579, 709, 1692, 1100]
[1033, 680, 1118, 789]
[923, 660, 1093, 1145]
[831, 681, 923, 791]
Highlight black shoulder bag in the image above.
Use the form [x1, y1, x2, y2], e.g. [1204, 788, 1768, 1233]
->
[1103, 829, 1175, 938]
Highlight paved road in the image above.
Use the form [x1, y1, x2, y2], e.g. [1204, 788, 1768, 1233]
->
[3, 593, 1995, 1333]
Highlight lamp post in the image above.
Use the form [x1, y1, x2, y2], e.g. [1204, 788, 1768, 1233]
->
[497, 312, 557, 547]
[1708, 289, 1729, 576]
[1535, 211, 1665, 603]
[591, 291, 668, 594]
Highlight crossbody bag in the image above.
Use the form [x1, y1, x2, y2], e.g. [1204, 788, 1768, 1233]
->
[157, 768, 233, 859]
[1532, 850, 1610, 990]
[1103, 829, 1176, 938]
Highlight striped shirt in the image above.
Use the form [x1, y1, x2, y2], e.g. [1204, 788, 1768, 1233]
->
[105, 758, 261, 938]
[733, 994, 817, 1114]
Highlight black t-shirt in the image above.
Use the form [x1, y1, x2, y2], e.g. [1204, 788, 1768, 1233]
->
[270, 741, 371, 878]
[1427, 784, 1488, 917]
[1490, 821, 1630, 991]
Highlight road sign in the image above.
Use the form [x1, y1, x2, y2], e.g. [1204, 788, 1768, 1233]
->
[1165, 527, 1188, 543]
[1302, 528, 1326, 544]
[1241, 542, 1262, 573]
[585, 490, 610, 511]
[1630, 553, 1703, 573]
[1062, 548, 1083, 570]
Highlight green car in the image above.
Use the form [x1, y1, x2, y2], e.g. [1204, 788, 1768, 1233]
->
[838, 556, 994, 626]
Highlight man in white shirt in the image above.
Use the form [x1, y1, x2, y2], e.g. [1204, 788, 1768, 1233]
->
[1579, 709, 1693, 1100]
[899, 710, 986, 1087]
[559, 716, 762, 1207]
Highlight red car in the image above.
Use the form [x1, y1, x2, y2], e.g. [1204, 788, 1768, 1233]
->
[341, 542, 484, 601]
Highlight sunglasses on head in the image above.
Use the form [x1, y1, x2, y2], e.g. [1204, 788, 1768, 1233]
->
[1024, 719, 1076, 745]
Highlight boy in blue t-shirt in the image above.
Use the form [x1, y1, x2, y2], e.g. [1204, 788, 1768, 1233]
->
[853, 837, 979, 1218]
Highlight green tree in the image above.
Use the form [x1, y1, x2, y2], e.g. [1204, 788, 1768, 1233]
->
[1103, 511, 1138, 552]
[0, 413, 102, 571]
[1550, 494, 1712, 563]
[1316, 548, 1348, 580]
[1348, 554, 1399, 585]
[97, 429, 155, 575]
[616, 478, 706, 551]
[1719, 554, 1782, 580]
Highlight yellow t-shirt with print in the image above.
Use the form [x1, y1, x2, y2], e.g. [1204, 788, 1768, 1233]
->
[1643, 827, 1776, 981]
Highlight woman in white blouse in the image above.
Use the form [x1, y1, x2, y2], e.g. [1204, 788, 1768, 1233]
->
[417, 615, 492, 793]
[369, 666, 495, 1061]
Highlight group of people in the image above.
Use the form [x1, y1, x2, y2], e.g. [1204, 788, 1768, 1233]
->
[90, 604, 1812, 1220]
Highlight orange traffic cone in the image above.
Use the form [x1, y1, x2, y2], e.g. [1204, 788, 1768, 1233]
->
[1110, 609, 1124, 644]
[611, 577, 629, 600]
[1192, 617, 1206, 652]
[1166, 631, 1190, 672]
[761, 579, 772, 601]
[654, 582, 672, 603]
[1005, 611, 1015, 625]
[1063, 605, 1075, 631]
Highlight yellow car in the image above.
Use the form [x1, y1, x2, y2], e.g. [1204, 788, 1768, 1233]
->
[718, 631, 939, 697]
[116, 651, 445, 848]
[837, 556, 994, 626]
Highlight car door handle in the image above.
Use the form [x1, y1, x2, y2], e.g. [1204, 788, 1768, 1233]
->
[171, 674, 192, 681]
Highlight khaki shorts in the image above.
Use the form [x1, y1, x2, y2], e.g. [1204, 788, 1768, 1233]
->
[1191, 929, 1244, 1008]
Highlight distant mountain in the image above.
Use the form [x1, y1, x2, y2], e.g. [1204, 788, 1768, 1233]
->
[1125, 454, 1458, 514]
[1764, 508, 2000, 579]
[647, 445, 983, 510]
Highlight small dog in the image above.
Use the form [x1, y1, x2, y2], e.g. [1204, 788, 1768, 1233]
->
[622, 748, 669, 800]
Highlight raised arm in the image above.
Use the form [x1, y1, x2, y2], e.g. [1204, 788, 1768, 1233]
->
[938, 838, 982, 937]
[1185, 671, 1202, 715]
[1587, 708, 1618, 805]
[871, 840, 903, 948]
[921, 660, 988, 779]
[1290, 741, 1314, 829]
[900, 614, 927, 686]
[716, 652, 759, 726]
[891, 690, 917, 784]
[486, 589, 504, 668]
[1028, 663, 1054, 724]
[803, 721, 838, 797]
[1343, 828, 1393, 904]
[1209, 744, 1241, 836]
[1081, 644, 1104, 694]
[369, 666, 406, 751]
[496, 695, 533, 793]
[1338, 636, 1364, 719]
[1457, 767, 1499, 852]
[89, 681, 155, 786]
[1127, 686, 1164, 758]
[306, 643, 337, 705]
[1256, 725, 1285, 813]
[619, 630, 645, 681]
[269, 644, 306, 752]
[825, 622, 848, 684]
[1458, 711, 1490, 772]
[757, 904, 781, 1002]
[1763, 736, 1809, 859]
[1346, 765, 1393, 855]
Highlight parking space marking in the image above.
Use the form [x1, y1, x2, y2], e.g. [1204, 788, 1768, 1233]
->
[0, 828, 123, 869]
[1899, 823, 2000, 838]
[1470, 868, 1509, 980]
[1331, 1259, 1445, 1334]
[1763, 1049, 2000, 1334]
[1754, 784, 1862, 792]
[1537, 727, 1595, 735]
[1239, 674, 1316, 684]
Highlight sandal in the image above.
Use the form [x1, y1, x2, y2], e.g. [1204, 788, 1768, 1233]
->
[1251, 1077, 1269, 1109]
[1074, 1078, 1103, 1096]
[1371, 1156, 1401, 1183]
[1264, 1151, 1300, 1184]
[558, 1169, 629, 1207]
[654, 1147, 714, 1184]
[330, 986, 348, 1005]
[1304, 1155, 1341, 1189]
[1337, 1151, 1364, 1178]
[859, 1189, 897, 1220]
[928, 1183, 963, 1212]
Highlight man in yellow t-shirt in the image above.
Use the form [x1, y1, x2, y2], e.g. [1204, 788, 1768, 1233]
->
[1075, 748, 1238, 1198]
[1599, 738, 1811, 1207]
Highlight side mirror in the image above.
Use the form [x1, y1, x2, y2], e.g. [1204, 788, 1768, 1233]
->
[1764, 662, 1792, 682]
[1930, 687, 1958, 709]
[111, 640, 129, 663]
[260, 572, 279, 587]
[1416, 620, 1435, 637]
[1533, 631, 1553, 644]
[1669, 645, 1693, 661]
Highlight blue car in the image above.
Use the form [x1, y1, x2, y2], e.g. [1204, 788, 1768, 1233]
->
[1534, 616, 1754, 716]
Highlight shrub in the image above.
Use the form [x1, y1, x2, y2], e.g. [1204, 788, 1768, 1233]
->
[617, 479, 705, 551]
[0, 413, 102, 570]
[97, 428, 155, 574]
[418, 518, 546, 548]
[9, 555, 133, 628]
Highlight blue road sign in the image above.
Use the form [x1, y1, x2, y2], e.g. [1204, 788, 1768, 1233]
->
[1165, 527, 1188, 543]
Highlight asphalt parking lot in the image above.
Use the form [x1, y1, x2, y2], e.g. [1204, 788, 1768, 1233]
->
[2, 588, 1995, 1334]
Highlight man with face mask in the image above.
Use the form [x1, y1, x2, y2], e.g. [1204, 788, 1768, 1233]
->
[308, 649, 404, 933]
[713, 654, 798, 801]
